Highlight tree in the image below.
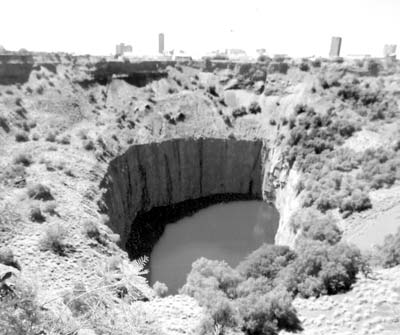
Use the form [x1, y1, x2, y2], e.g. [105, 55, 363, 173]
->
[278, 241, 367, 298]
[290, 208, 343, 245]
[237, 244, 296, 281]
[376, 228, 400, 268]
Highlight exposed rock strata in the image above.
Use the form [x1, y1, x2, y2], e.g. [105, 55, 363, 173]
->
[100, 136, 300, 257]
[101, 138, 266, 249]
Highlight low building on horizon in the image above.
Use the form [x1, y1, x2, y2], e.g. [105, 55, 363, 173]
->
[115, 43, 133, 57]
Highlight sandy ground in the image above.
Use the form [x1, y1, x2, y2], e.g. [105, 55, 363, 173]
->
[281, 266, 400, 335]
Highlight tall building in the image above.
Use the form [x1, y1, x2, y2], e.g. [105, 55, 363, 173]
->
[329, 37, 342, 57]
[384, 44, 397, 60]
[159, 33, 165, 54]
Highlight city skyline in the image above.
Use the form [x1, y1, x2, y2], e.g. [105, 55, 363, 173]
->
[1, 0, 399, 57]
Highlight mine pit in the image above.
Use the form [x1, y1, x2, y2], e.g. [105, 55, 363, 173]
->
[100, 137, 279, 291]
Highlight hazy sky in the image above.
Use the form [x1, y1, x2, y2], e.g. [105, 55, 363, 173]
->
[1, 0, 399, 57]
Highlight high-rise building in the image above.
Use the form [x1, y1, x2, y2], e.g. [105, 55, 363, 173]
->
[159, 33, 165, 54]
[384, 44, 397, 60]
[329, 37, 342, 57]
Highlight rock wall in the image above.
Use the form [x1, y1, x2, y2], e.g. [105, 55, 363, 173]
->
[262, 146, 300, 247]
[100, 137, 266, 249]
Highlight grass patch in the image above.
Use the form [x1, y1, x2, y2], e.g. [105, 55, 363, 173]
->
[40, 223, 68, 254]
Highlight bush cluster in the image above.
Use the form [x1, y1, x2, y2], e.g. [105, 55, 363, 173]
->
[285, 105, 359, 169]
[232, 102, 262, 119]
[298, 145, 400, 215]
[181, 228, 367, 334]
[337, 82, 398, 121]
[284, 97, 400, 216]
[180, 257, 298, 335]
[278, 240, 367, 297]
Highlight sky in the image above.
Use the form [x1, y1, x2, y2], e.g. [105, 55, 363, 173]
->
[1, 0, 399, 57]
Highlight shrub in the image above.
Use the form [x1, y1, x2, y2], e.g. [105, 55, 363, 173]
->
[45, 132, 56, 142]
[32, 133, 39, 141]
[299, 62, 310, 72]
[294, 104, 314, 116]
[83, 220, 102, 240]
[376, 228, 400, 268]
[232, 106, 247, 118]
[153, 281, 169, 297]
[30, 205, 45, 223]
[65, 168, 75, 177]
[58, 134, 71, 145]
[40, 223, 68, 254]
[180, 259, 242, 330]
[180, 258, 242, 299]
[15, 131, 29, 142]
[167, 87, 176, 94]
[207, 85, 218, 97]
[0, 247, 21, 270]
[36, 85, 44, 95]
[27, 184, 54, 201]
[83, 139, 95, 150]
[88, 93, 97, 104]
[237, 244, 296, 281]
[13, 153, 33, 167]
[248, 101, 261, 114]
[15, 97, 23, 106]
[238, 287, 302, 335]
[44, 160, 56, 171]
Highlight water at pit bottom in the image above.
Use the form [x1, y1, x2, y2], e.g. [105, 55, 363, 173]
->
[149, 201, 279, 294]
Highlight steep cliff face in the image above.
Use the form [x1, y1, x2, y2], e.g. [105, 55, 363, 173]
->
[101, 137, 267, 253]
[262, 146, 300, 247]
